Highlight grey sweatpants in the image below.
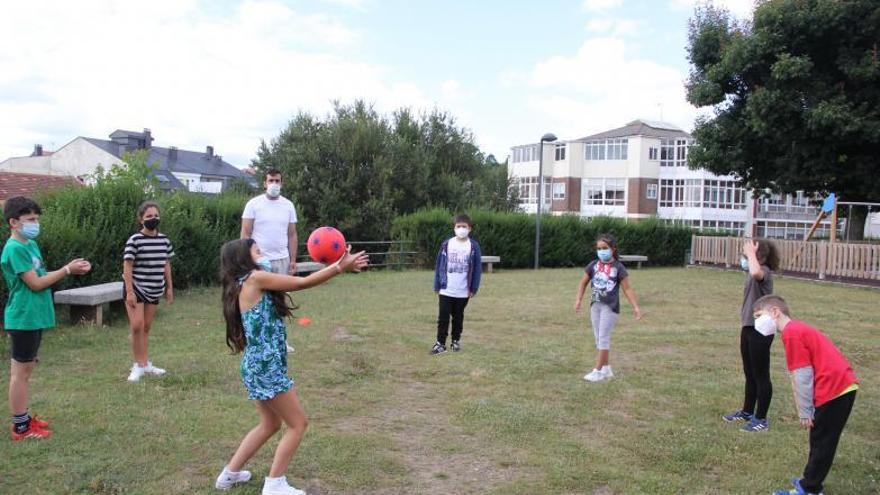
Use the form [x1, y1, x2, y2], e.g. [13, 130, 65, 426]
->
[268, 257, 291, 275]
[590, 303, 619, 350]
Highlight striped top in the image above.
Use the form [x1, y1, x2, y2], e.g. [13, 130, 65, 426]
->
[123, 232, 174, 303]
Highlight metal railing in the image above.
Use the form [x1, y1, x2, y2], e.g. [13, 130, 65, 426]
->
[297, 240, 422, 270]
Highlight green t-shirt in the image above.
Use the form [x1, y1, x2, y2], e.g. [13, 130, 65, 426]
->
[1, 237, 55, 330]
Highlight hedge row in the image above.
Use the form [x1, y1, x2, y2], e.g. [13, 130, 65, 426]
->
[0, 179, 249, 312]
[391, 208, 694, 268]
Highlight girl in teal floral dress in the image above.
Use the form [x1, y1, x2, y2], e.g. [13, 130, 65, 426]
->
[215, 238, 368, 495]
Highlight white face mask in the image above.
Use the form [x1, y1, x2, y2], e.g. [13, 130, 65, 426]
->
[454, 227, 470, 239]
[266, 183, 281, 198]
[740, 258, 749, 271]
[754, 313, 778, 336]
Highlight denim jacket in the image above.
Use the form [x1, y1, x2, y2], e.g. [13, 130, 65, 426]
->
[433, 238, 482, 295]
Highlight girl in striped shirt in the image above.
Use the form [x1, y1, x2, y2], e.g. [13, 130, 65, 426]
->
[123, 200, 174, 382]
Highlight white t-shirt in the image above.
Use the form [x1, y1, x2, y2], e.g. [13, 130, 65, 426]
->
[242, 194, 298, 260]
[440, 237, 471, 298]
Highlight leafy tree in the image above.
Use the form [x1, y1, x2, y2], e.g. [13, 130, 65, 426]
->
[252, 100, 517, 240]
[686, 0, 880, 236]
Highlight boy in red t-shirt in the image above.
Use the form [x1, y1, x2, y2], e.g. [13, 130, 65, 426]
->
[752, 295, 859, 495]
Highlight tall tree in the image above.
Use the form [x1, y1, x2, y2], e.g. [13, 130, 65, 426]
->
[686, 0, 880, 236]
[252, 100, 517, 241]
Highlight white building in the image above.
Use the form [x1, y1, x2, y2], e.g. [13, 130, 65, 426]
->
[0, 129, 255, 194]
[508, 119, 832, 239]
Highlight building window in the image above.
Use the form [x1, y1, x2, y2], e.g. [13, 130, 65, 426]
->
[518, 176, 551, 204]
[604, 178, 625, 205]
[660, 139, 689, 166]
[646, 183, 658, 200]
[584, 141, 605, 160]
[583, 179, 604, 205]
[553, 181, 566, 200]
[555, 143, 566, 161]
[660, 179, 746, 209]
[512, 145, 540, 163]
[584, 139, 628, 160]
[582, 178, 625, 206]
[649, 147, 658, 160]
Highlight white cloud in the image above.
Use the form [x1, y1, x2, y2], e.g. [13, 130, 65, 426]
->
[503, 36, 707, 146]
[582, 0, 624, 12]
[670, 0, 757, 18]
[0, 0, 428, 165]
[585, 18, 641, 37]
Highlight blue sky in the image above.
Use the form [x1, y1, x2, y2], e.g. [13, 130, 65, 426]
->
[0, 0, 755, 166]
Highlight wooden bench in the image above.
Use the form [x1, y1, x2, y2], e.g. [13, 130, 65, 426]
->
[54, 281, 123, 326]
[481, 256, 501, 273]
[619, 255, 648, 269]
[294, 262, 325, 274]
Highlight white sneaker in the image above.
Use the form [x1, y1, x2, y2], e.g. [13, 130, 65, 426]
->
[215, 466, 252, 490]
[286, 342, 295, 354]
[583, 369, 604, 382]
[144, 361, 166, 376]
[601, 365, 614, 379]
[262, 476, 306, 495]
[127, 364, 146, 382]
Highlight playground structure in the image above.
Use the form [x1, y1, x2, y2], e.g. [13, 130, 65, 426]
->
[692, 193, 880, 283]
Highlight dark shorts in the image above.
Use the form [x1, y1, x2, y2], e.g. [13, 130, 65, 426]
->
[124, 285, 160, 305]
[7, 330, 43, 363]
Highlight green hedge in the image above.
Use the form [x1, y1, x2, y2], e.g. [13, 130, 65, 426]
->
[391, 208, 694, 268]
[0, 179, 249, 315]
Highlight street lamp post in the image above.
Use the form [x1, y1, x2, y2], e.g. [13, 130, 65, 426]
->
[534, 132, 558, 269]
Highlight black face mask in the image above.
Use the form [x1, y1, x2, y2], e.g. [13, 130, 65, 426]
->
[143, 218, 160, 230]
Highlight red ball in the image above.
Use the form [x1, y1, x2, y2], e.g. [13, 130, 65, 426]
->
[307, 226, 346, 264]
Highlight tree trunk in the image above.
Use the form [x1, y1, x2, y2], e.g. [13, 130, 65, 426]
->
[844, 206, 867, 241]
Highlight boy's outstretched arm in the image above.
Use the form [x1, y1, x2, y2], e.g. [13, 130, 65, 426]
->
[620, 277, 643, 320]
[791, 366, 815, 428]
[20, 259, 90, 292]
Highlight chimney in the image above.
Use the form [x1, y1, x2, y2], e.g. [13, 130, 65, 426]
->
[206, 145, 214, 160]
[143, 128, 153, 149]
[32, 144, 43, 156]
[169, 146, 178, 161]
[215, 154, 222, 162]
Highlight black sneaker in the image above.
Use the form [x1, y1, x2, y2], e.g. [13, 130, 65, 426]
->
[451, 340, 461, 352]
[430, 342, 446, 355]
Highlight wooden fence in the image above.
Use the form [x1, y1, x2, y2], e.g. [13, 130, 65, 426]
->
[690, 236, 880, 282]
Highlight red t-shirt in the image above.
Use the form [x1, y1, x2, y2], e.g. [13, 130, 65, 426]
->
[782, 320, 858, 408]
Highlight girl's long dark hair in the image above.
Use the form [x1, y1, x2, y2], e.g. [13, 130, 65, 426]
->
[220, 239, 295, 354]
[596, 233, 620, 260]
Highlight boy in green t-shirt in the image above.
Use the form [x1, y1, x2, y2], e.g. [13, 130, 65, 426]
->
[2, 196, 91, 441]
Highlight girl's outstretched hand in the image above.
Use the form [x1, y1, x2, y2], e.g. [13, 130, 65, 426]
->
[336, 245, 369, 273]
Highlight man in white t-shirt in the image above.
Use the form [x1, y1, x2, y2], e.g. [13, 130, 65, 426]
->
[241, 168, 298, 352]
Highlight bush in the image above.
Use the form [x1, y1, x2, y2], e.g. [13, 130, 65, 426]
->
[0, 177, 248, 317]
[391, 209, 693, 268]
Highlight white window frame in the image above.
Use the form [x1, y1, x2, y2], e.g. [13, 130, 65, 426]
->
[553, 181, 566, 200]
[646, 183, 658, 200]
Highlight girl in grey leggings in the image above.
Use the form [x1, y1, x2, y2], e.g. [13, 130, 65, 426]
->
[574, 234, 643, 382]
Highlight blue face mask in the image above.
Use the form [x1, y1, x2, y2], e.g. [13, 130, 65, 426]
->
[597, 249, 613, 262]
[21, 222, 40, 240]
[256, 257, 272, 271]
[740, 258, 749, 271]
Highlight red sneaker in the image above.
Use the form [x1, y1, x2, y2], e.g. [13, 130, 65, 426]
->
[11, 424, 52, 441]
[30, 416, 50, 429]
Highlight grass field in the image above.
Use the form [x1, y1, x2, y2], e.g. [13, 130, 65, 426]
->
[1, 267, 877, 495]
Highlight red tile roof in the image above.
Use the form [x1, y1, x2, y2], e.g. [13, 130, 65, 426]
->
[0, 172, 83, 202]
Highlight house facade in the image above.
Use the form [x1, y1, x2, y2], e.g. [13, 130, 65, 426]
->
[508, 120, 833, 239]
[0, 129, 254, 194]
